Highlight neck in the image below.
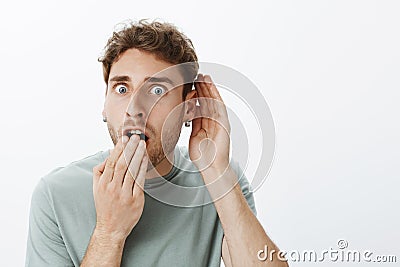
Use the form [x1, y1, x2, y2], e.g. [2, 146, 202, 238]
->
[146, 150, 175, 179]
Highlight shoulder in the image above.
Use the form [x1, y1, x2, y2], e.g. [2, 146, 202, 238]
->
[35, 150, 108, 201]
[42, 150, 107, 184]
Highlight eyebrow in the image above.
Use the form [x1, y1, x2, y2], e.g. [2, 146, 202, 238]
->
[109, 75, 131, 83]
[144, 76, 175, 85]
[109, 75, 175, 85]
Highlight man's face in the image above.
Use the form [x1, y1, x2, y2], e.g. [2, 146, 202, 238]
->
[102, 48, 193, 170]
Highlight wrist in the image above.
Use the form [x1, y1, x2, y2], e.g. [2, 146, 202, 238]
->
[94, 226, 127, 246]
[200, 164, 233, 182]
[200, 165, 241, 201]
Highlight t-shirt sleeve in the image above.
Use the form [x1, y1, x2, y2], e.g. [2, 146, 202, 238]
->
[25, 178, 74, 267]
[231, 161, 257, 216]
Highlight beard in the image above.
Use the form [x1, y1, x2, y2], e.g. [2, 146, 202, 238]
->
[106, 111, 183, 173]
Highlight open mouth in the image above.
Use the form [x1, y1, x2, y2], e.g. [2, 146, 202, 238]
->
[125, 129, 149, 142]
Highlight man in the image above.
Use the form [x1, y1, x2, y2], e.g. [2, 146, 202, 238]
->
[25, 20, 287, 267]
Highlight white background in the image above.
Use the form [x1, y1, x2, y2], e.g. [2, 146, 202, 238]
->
[1, 0, 399, 266]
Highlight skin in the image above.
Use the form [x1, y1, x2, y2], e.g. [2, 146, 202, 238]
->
[81, 48, 288, 267]
[101, 48, 195, 178]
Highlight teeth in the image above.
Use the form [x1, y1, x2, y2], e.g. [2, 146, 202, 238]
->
[126, 129, 147, 141]
[129, 130, 143, 135]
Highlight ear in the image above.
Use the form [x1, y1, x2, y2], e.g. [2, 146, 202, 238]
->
[182, 90, 197, 122]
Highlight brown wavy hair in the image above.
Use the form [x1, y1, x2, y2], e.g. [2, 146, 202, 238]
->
[98, 19, 199, 99]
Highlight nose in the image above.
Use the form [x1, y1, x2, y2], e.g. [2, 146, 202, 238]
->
[125, 92, 147, 123]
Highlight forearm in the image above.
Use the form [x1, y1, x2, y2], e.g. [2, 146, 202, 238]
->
[202, 167, 288, 267]
[80, 227, 126, 267]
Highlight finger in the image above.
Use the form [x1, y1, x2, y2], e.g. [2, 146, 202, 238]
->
[120, 137, 142, 195]
[195, 74, 209, 113]
[196, 82, 211, 130]
[199, 76, 217, 135]
[199, 74, 212, 98]
[202, 75, 217, 117]
[197, 76, 217, 124]
[93, 159, 107, 188]
[133, 154, 148, 197]
[204, 75, 228, 117]
[112, 134, 140, 187]
[98, 159, 107, 173]
[204, 75, 223, 101]
[203, 75, 229, 132]
[190, 106, 202, 137]
[100, 136, 129, 183]
[126, 140, 147, 184]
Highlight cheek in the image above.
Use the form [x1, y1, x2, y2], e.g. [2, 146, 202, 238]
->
[105, 98, 129, 119]
[148, 103, 183, 130]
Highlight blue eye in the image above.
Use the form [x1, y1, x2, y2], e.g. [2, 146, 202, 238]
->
[150, 85, 166, 95]
[115, 84, 128, 94]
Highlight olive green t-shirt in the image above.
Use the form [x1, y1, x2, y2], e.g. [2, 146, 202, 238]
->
[25, 146, 256, 267]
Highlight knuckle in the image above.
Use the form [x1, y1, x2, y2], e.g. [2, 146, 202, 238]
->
[106, 159, 116, 169]
[120, 195, 133, 205]
[92, 166, 99, 174]
[115, 161, 127, 172]
[96, 181, 107, 193]
[106, 183, 118, 194]
[133, 187, 143, 198]
[127, 168, 138, 180]
[93, 162, 103, 171]
[124, 175, 134, 184]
